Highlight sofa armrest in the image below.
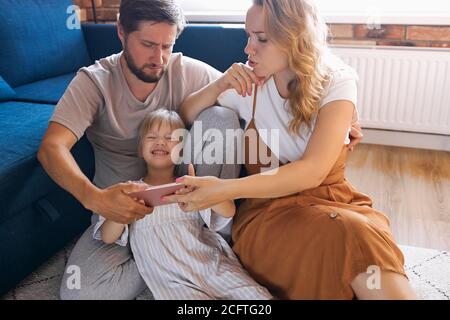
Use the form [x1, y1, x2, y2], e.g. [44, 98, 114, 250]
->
[81, 24, 122, 62]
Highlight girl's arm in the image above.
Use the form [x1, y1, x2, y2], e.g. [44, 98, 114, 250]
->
[180, 63, 261, 125]
[100, 220, 127, 245]
[211, 200, 236, 218]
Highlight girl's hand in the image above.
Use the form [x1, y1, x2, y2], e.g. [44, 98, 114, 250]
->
[162, 175, 230, 212]
[217, 62, 265, 98]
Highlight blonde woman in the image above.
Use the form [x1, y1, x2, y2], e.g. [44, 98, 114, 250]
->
[166, 0, 417, 300]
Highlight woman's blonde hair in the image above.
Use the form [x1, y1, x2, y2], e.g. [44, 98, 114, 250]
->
[254, 0, 331, 136]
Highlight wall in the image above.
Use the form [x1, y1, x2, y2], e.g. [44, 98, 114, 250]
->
[73, 0, 450, 48]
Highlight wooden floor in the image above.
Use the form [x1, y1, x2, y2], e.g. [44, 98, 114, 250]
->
[346, 144, 450, 251]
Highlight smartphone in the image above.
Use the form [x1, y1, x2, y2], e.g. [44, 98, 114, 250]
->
[128, 182, 185, 207]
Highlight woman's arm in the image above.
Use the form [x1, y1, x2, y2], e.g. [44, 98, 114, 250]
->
[164, 100, 355, 210]
[180, 63, 261, 125]
[228, 100, 355, 199]
[180, 80, 226, 125]
[100, 220, 127, 245]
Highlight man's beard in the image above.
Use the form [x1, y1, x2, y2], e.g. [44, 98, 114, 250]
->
[123, 43, 166, 83]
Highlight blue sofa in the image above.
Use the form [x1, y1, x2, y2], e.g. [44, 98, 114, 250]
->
[0, 0, 247, 295]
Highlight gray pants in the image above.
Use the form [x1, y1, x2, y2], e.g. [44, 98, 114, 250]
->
[60, 107, 241, 299]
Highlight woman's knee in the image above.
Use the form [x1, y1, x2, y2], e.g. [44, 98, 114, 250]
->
[304, 206, 372, 247]
[335, 208, 375, 238]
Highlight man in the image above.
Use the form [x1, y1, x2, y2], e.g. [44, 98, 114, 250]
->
[38, 0, 241, 300]
[38, 0, 363, 300]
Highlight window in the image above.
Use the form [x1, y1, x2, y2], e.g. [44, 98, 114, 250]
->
[179, 0, 450, 25]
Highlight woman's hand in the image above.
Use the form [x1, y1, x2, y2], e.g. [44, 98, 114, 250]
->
[176, 164, 197, 212]
[162, 175, 232, 212]
[348, 121, 363, 151]
[217, 62, 266, 98]
[180, 61, 266, 125]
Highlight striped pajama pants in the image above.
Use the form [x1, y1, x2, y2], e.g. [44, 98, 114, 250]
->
[130, 203, 272, 300]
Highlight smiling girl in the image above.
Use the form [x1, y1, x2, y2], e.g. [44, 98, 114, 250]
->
[93, 109, 272, 300]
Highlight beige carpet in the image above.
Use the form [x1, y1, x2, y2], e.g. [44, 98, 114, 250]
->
[402, 245, 450, 300]
[1, 243, 449, 300]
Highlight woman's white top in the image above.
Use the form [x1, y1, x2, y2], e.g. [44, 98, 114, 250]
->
[218, 56, 359, 164]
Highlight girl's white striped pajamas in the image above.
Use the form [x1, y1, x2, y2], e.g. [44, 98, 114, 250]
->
[93, 202, 272, 300]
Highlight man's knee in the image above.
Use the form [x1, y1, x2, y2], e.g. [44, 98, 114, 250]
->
[59, 269, 143, 300]
[60, 232, 143, 300]
[59, 264, 102, 300]
[60, 273, 92, 300]
[60, 284, 88, 300]
[196, 106, 240, 131]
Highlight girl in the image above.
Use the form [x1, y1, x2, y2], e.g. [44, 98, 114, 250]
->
[166, 0, 418, 300]
[93, 108, 271, 300]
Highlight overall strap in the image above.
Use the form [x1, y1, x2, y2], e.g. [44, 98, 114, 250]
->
[251, 85, 258, 119]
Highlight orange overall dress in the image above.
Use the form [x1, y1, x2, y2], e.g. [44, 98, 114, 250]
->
[232, 88, 407, 300]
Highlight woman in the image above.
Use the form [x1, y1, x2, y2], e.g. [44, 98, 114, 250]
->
[165, 0, 417, 299]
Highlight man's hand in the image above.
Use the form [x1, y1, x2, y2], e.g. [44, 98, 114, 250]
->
[348, 121, 363, 151]
[84, 182, 154, 224]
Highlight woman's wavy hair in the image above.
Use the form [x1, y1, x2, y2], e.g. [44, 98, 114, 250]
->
[254, 0, 331, 136]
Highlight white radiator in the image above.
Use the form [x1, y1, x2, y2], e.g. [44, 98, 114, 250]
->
[331, 46, 450, 136]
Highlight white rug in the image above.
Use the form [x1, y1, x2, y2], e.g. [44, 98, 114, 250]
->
[400, 245, 450, 300]
[1, 243, 449, 300]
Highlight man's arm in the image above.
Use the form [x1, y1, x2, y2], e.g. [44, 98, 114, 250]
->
[38, 123, 153, 224]
[37, 122, 99, 209]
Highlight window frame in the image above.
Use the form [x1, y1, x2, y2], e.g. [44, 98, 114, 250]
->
[180, 0, 450, 25]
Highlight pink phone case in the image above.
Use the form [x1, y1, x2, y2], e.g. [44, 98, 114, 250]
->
[128, 182, 185, 207]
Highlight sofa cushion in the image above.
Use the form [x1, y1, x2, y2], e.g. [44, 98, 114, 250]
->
[0, 101, 95, 222]
[0, 0, 91, 87]
[0, 76, 16, 101]
[82, 24, 123, 62]
[0, 101, 55, 220]
[81, 23, 248, 72]
[13, 73, 76, 105]
[174, 25, 248, 72]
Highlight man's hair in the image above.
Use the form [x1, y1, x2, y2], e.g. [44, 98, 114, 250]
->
[119, 0, 186, 36]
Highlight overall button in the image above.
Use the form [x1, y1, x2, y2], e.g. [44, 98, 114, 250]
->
[329, 212, 338, 219]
